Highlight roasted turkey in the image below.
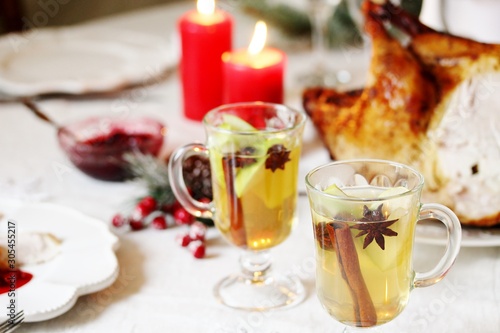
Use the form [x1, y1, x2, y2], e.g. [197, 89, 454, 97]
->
[303, 0, 500, 227]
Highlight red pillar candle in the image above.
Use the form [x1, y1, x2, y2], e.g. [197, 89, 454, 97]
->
[222, 21, 285, 104]
[178, 0, 232, 121]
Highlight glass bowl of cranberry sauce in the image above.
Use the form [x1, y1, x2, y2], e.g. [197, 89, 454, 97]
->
[58, 117, 165, 181]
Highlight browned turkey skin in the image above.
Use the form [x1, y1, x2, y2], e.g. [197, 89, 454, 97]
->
[303, 1, 500, 227]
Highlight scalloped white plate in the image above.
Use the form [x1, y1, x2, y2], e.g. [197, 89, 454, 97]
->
[0, 25, 178, 97]
[0, 200, 119, 322]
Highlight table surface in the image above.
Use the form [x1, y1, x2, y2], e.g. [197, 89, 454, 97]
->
[1, 1, 499, 332]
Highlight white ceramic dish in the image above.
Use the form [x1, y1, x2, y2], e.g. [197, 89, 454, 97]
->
[415, 220, 500, 247]
[0, 26, 178, 97]
[0, 200, 119, 322]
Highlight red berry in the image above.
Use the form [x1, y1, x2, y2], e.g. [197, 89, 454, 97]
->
[135, 196, 157, 217]
[111, 214, 126, 228]
[161, 200, 180, 214]
[198, 197, 212, 207]
[151, 215, 168, 230]
[189, 221, 207, 241]
[173, 207, 195, 225]
[176, 232, 192, 247]
[188, 240, 205, 259]
[129, 219, 144, 231]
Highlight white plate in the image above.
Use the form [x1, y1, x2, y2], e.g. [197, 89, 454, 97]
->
[0, 26, 178, 97]
[415, 220, 500, 247]
[0, 200, 119, 322]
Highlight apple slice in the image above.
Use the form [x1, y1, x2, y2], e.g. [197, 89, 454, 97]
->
[233, 137, 284, 197]
[314, 183, 364, 220]
[360, 186, 413, 271]
[377, 186, 408, 198]
[324, 183, 351, 197]
[220, 114, 257, 132]
[213, 114, 282, 198]
[211, 114, 258, 150]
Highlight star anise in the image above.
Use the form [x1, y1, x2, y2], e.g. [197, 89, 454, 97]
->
[223, 146, 257, 168]
[350, 204, 398, 250]
[265, 144, 291, 172]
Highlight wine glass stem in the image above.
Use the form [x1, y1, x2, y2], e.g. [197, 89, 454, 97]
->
[309, 1, 337, 72]
[240, 250, 272, 281]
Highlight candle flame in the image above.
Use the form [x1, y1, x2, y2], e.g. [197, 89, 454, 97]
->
[197, 0, 215, 15]
[248, 21, 267, 55]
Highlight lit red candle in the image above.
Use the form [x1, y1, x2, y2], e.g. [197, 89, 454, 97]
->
[222, 21, 286, 104]
[178, 0, 232, 121]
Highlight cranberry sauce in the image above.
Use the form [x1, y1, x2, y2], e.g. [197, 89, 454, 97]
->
[59, 120, 164, 182]
[0, 269, 33, 294]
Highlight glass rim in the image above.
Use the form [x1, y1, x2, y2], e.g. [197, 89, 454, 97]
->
[203, 102, 306, 135]
[305, 159, 425, 202]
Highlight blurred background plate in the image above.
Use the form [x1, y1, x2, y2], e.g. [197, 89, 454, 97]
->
[0, 26, 178, 97]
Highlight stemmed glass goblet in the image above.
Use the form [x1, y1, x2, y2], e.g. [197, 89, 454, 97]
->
[169, 102, 306, 311]
[299, 0, 351, 87]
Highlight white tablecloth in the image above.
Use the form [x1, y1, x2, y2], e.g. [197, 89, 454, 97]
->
[1, 2, 499, 332]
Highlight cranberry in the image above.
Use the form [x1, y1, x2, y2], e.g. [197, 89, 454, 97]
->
[138, 196, 157, 213]
[111, 214, 126, 228]
[129, 219, 144, 231]
[173, 207, 195, 225]
[161, 200, 180, 214]
[198, 197, 212, 207]
[132, 196, 157, 220]
[188, 240, 206, 259]
[151, 215, 168, 230]
[189, 221, 207, 241]
[176, 232, 192, 247]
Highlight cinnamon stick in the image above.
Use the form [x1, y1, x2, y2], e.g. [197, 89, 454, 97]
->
[326, 223, 377, 327]
[222, 157, 247, 247]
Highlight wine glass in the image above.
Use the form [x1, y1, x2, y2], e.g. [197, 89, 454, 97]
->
[305, 159, 462, 332]
[298, 0, 351, 87]
[169, 102, 306, 311]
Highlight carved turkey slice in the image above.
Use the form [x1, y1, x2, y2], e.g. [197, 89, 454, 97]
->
[303, 1, 500, 227]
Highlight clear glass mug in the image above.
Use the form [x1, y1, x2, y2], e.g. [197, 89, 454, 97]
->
[169, 102, 306, 311]
[305, 159, 462, 331]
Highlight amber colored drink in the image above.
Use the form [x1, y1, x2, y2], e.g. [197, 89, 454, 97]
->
[210, 143, 301, 251]
[311, 186, 419, 327]
[169, 102, 307, 311]
[306, 160, 462, 330]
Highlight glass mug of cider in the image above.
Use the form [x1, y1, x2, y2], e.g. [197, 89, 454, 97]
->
[169, 102, 306, 311]
[305, 159, 462, 332]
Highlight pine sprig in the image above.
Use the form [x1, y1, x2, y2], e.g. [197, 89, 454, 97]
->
[123, 152, 176, 206]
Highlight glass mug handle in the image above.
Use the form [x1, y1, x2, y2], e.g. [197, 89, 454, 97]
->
[168, 143, 214, 219]
[414, 203, 462, 288]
